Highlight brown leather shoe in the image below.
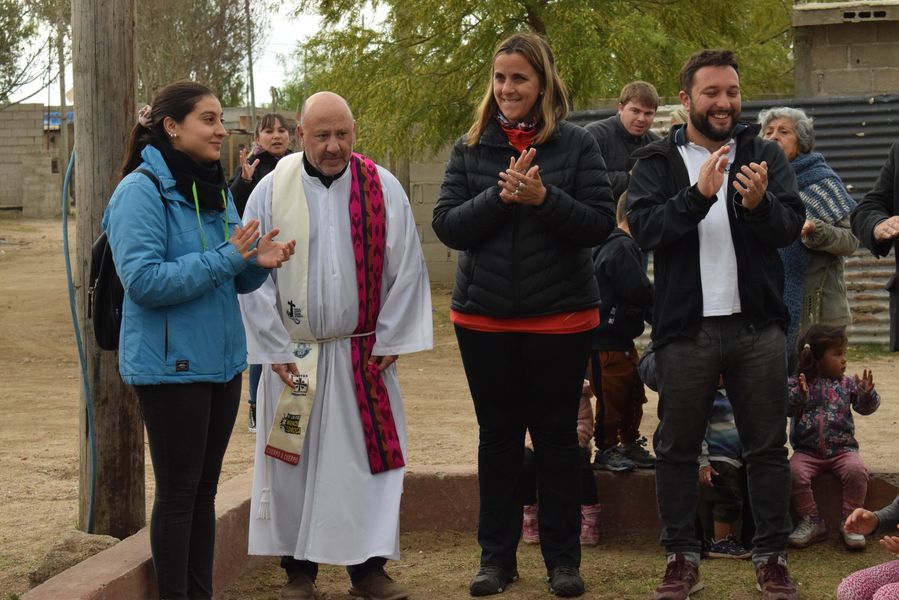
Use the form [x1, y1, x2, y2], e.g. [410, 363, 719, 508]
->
[348, 570, 409, 600]
[653, 554, 703, 600]
[280, 573, 316, 600]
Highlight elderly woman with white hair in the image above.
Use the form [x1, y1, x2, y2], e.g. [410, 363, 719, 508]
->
[760, 107, 858, 370]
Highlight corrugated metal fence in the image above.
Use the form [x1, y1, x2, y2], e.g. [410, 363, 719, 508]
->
[571, 94, 899, 346]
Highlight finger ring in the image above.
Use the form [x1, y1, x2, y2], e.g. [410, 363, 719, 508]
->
[512, 188, 520, 195]
[517, 182, 525, 192]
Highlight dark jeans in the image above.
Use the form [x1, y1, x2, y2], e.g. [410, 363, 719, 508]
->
[455, 325, 593, 572]
[248, 364, 262, 405]
[654, 316, 791, 559]
[281, 556, 387, 584]
[135, 375, 242, 600]
[523, 446, 598, 505]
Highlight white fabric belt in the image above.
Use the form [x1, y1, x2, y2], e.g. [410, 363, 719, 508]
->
[298, 330, 375, 344]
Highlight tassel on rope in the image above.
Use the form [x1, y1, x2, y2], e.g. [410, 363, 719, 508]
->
[257, 487, 271, 520]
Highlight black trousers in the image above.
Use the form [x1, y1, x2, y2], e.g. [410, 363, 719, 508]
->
[281, 555, 387, 584]
[136, 375, 241, 600]
[455, 326, 593, 572]
[523, 446, 598, 506]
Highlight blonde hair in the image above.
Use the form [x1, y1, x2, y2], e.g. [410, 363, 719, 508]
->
[466, 33, 570, 147]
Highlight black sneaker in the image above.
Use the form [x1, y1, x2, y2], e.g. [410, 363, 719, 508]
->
[593, 446, 637, 472]
[548, 566, 585, 597]
[707, 535, 751, 559]
[469, 565, 518, 596]
[248, 403, 257, 433]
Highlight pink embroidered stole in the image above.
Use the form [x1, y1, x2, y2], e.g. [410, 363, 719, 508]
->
[349, 153, 405, 474]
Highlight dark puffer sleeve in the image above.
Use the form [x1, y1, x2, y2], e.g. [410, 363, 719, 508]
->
[432, 137, 513, 251]
[533, 126, 615, 248]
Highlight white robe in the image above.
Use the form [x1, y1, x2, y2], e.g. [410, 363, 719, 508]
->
[239, 163, 433, 564]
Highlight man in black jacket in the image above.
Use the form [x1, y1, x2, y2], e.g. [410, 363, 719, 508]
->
[585, 81, 661, 199]
[627, 50, 804, 600]
[851, 141, 899, 350]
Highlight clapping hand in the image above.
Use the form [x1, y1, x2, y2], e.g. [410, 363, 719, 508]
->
[230, 219, 261, 260]
[697, 145, 730, 199]
[855, 369, 875, 395]
[732, 161, 769, 210]
[238, 146, 261, 182]
[230, 219, 295, 267]
[498, 148, 546, 206]
[255, 228, 295, 268]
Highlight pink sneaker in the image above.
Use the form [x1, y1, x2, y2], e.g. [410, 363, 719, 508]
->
[580, 503, 601, 546]
[522, 504, 539, 544]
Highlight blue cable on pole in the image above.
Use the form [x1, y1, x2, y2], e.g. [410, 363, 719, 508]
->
[62, 150, 97, 533]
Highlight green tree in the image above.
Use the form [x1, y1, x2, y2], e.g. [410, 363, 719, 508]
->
[0, 0, 52, 104]
[279, 0, 792, 160]
[136, 0, 275, 106]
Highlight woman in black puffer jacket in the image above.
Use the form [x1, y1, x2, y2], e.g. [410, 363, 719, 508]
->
[229, 112, 293, 434]
[229, 112, 293, 217]
[432, 33, 614, 598]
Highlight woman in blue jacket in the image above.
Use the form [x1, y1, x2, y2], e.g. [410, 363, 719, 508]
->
[102, 81, 293, 600]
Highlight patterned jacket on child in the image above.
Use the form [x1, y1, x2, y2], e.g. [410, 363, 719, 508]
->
[787, 375, 880, 458]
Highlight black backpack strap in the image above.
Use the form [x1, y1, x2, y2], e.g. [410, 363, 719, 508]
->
[133, 167, 161, 196]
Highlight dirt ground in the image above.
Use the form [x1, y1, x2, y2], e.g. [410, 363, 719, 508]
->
[221, 531, 892, 600]
[0, 215, 897, 597]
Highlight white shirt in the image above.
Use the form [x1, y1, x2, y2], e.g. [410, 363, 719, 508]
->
[677, 139, 741, 316]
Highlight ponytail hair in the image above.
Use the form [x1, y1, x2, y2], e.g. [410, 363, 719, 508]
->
[795, 323, 847, 381]
[119, 80, 215, 180]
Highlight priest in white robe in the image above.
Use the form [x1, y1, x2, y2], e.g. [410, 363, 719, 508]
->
[239, 92, 433, 600]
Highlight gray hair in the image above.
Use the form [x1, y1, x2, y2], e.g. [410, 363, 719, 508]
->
[757, 106, 815, 154]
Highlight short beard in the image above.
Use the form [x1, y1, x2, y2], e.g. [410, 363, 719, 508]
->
[689, 105, 740, 142]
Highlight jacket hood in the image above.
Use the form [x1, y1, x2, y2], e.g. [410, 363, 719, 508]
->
[139, 144, 187, 203]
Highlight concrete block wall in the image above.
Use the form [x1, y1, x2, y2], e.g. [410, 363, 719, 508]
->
[0, 103, 55, 212]
[22, 151, 62, 218]
[409, 147, 456, 285]
[794, 2, 899, 97]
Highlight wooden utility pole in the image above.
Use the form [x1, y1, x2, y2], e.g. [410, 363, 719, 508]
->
[72, 0, 145, 538]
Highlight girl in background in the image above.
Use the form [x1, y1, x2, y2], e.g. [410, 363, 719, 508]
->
[786, 324, 879, 551]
